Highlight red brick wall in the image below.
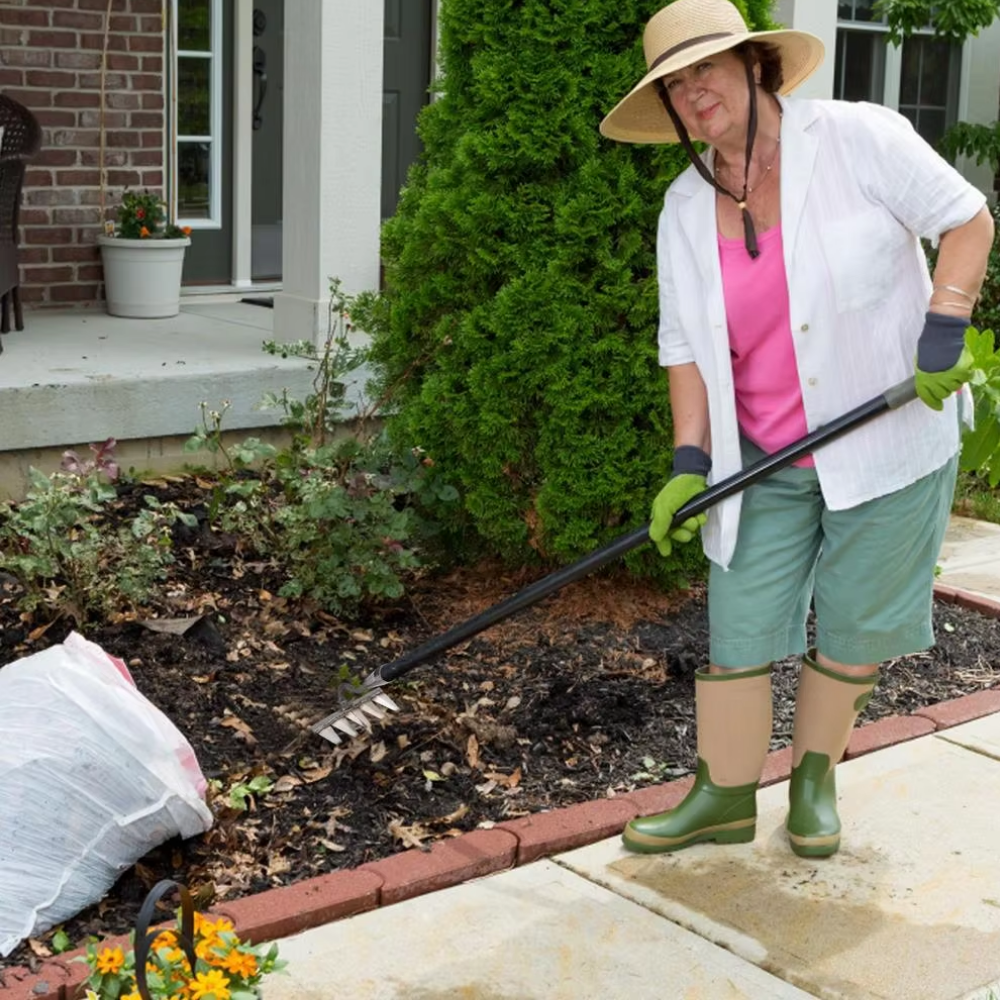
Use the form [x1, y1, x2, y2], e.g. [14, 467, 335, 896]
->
[0, 0, 166, 309]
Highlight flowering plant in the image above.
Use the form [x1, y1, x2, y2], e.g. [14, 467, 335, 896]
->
[106, 189, 192, 241]
[76, 883, 284, 1000]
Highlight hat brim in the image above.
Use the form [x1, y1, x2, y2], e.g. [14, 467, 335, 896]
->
[599, 29, 824, 144]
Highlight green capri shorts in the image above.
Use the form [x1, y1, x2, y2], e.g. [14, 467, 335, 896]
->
[708, 439, 959, 668]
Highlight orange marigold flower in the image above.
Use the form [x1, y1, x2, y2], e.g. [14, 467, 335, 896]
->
[95, 946, 126, 974]
[189, 968, 231, 1000]
[182, 226, 192, 236]
[221, 950, 257, 979]
[139, 226, 150, 237]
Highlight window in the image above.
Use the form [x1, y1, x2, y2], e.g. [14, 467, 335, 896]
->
[173, 0, 222, 228]
[834, 2, 961, 149]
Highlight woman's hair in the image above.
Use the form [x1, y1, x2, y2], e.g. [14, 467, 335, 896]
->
[734, 41, 784, 93]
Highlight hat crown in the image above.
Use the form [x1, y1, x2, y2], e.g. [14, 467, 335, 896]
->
[642, 0, 750, 70]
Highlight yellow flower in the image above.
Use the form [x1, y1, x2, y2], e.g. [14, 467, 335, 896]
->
[221, 949, 258, 980]
[95, 946, 126, 974]
[154, 930, 178, 949]
[86, 991, 100, 1000]
[189, 968, 231, 999]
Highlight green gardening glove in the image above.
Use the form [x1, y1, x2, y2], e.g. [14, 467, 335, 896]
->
[649, 445, 711, 558]
[915, 312, 973, 411]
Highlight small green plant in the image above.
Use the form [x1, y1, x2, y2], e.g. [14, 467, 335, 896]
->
[260, 276, 372, 447]
[0, 441, 197, 624]
[106, 188, 191, 240]
[630, 756, 688, 784]
[185, 279, 458, 618]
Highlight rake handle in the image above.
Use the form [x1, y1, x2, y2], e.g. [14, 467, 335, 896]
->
[375, 376, 917, 685]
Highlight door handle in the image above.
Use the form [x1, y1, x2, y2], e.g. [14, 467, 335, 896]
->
[252, 45, 267, 131]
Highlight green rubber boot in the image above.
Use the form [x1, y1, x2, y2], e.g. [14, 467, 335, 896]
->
[786, 652, 878, 859]
[623, 665, 772, 854]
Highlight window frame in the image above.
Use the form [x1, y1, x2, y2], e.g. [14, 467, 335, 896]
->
[833, 10, 965, 147]
[171, 0, 224, 231]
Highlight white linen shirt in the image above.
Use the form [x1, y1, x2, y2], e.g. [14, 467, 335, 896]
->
[657, 96, 985, 570]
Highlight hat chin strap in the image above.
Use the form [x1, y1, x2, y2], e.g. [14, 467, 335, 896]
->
[655, 53, 761, 259]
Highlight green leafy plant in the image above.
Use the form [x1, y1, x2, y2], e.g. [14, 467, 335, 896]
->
[0, 443, 197, 624]
[875, 0, 1000, 45]
[106, 188, 192, 240]
[959, 326, 1000, 486]
[184, 279, 458, 617]
[77, 909, 284, 1000]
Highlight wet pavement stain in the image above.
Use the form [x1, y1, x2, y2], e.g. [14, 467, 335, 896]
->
[609, 845, 1000, 1000]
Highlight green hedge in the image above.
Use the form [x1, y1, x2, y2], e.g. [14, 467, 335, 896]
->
[369, 0, 779, 580]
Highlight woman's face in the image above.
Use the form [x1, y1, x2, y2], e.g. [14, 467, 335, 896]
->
[662, 49, 753, 147]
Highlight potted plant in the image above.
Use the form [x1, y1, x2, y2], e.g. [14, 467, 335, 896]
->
[97, 190, 192, 319]
[76, 880, 285, 1000]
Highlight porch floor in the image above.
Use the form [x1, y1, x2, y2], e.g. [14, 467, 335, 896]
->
[0, 297, 331, 497]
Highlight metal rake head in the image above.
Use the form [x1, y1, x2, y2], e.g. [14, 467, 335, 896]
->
[311, 674, 401, 745]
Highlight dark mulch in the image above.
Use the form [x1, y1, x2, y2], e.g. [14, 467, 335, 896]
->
[1, 475, 998, 972]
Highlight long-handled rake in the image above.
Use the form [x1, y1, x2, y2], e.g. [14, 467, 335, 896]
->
[312, 376, 918, 745]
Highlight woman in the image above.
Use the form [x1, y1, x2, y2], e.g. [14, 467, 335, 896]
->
[600, 0, 994, 858]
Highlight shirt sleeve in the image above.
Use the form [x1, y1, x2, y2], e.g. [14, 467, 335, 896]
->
[656, 197, 696, 367]
[844, 101, 985, 245]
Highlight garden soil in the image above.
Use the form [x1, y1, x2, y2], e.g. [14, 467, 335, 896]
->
[1, 475, 999, 971]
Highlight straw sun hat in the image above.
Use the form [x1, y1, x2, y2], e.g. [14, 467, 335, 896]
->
[600, 0, 825, 144]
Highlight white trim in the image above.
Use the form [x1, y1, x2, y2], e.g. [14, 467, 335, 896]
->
[232, 0, 254, 287]
[174, 0, 224, 230]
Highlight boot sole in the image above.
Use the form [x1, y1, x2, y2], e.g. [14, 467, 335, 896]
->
[787, 829, 840, 858]
[622, 820, 756, 854]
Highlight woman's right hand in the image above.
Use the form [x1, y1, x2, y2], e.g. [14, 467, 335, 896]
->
[649, 473, 709, 558]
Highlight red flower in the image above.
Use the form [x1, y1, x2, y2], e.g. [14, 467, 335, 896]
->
[135, 207, 146, 219]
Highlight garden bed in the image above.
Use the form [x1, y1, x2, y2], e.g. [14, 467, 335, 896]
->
[1, 475, 998, 972]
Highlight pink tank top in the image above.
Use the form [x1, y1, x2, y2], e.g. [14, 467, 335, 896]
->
[717, 224, 814, 467]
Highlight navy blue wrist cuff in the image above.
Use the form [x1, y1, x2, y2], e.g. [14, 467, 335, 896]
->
[672, 445, 712, 477]
[917, 311, 969, 372]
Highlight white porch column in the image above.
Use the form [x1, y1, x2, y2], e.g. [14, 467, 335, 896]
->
[773, 0, 836, 100]
[275, 2, 383, 344]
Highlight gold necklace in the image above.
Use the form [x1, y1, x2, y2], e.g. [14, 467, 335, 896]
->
[716, 137, 780, 195]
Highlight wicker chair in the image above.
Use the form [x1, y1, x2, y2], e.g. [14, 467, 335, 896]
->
[0, 94, 42, 341]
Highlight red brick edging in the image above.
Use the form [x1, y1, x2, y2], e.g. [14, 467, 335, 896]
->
[4, 583, 999, 998]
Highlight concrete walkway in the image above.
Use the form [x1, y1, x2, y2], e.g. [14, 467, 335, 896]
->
[258, 517, 1000, 1000]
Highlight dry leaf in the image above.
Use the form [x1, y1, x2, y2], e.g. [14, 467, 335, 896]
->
[299, 764, 333, 784]
[466, 734, 480, 770]
[397, 734, 410, 749]
[27, 938, 52, 959]
[388, 818, 431, 851]
[370, 741, 388, 763]
[266, 854, 292, 876]
[484, 767, 521, 789]
[430, 803, 469, 826]
[351, 629, 374, 642]
[319, 839, 347, 853]
[271, 775, 302, 794]
[219, 713, 257, 745]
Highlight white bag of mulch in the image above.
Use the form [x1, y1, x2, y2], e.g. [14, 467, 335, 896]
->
[0, 632, 213, 957]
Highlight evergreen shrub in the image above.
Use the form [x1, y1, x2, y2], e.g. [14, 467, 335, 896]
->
[369, 0, 778, 580]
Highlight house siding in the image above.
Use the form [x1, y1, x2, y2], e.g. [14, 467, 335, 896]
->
[0, 0, 166, 308]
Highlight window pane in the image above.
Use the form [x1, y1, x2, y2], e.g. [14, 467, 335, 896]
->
[178, 142, 211, 219]
[834, 29, 885, 102]
[839, 2, 853, 19]
[178, 0, 211, 51]
[918, 37, 954, 106]
[177, 57, 210, 135]
[898, 35, 961, 148]
[841, 0, 879, 22]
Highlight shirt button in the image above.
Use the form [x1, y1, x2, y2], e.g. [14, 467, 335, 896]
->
[808, 377, 818, 386]
[800, 323, 809, 332]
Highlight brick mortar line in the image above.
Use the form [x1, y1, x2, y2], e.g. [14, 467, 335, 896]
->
[4, 583, 999, 997]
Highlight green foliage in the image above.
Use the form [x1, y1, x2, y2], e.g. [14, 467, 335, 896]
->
[110, 188, 190, 240]
[185, 281, 459, 617]
[875, 0, 1000, 44]
[368, 0, 777, 580]
[959, 326, 1000, 485]
[939, 121, 1000, 178]
[0, 455, 197, 625]
[259, 277, 372, 446]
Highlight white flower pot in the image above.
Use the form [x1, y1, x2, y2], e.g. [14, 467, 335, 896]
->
[98, 235, 191, 318]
